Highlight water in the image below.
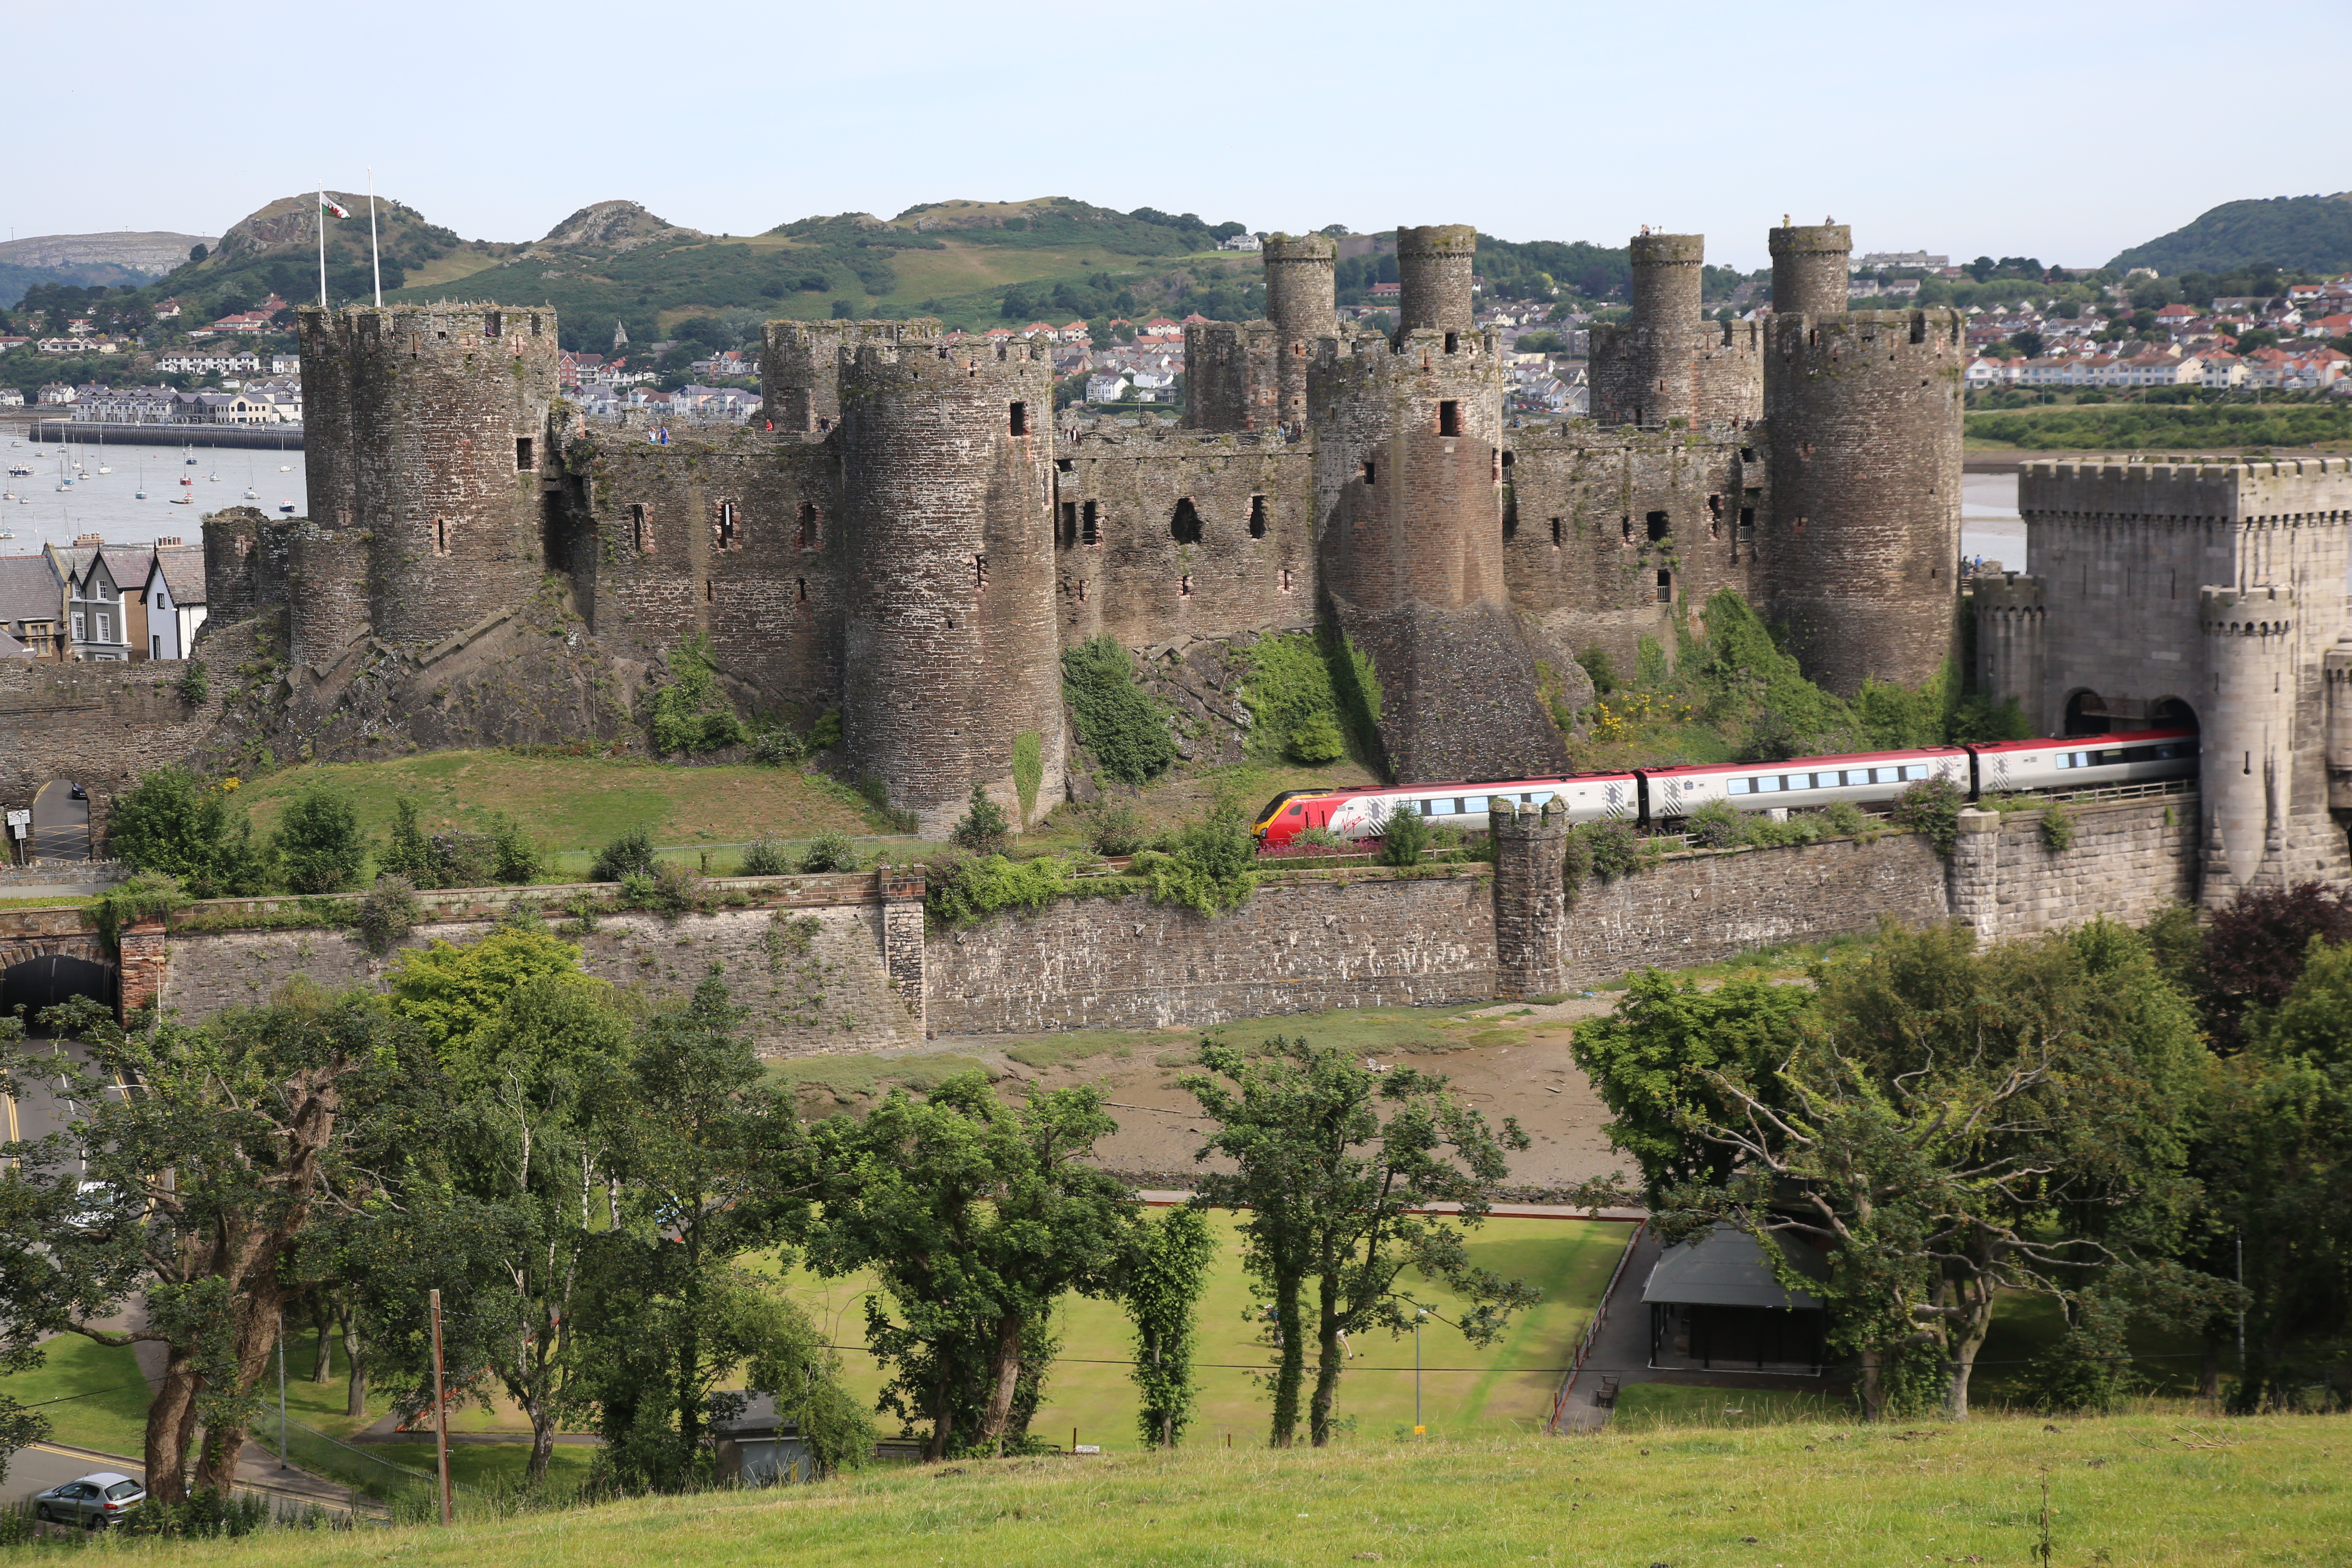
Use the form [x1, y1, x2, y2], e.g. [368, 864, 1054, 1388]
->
[1961, 471, 2026, 573]
[0, 429, 307, 553]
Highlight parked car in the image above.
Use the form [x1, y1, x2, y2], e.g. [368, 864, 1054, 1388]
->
[33, 1472, 145, 1528]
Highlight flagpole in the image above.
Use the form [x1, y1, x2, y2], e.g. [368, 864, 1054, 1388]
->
[316, 181, 327, 308]
[368, 167, 381, 307]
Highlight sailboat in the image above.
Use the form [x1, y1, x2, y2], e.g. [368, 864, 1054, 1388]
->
[135, 464, 147, 501]
[95, 429, 109, 474]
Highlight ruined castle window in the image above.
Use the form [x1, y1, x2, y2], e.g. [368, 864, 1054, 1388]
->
[515, 437, 535, 471]
[973, 555, 989, 591]
[797, 503, 820, 550]
[1279, 568, 1295, 593]
[1179, 575, 1194, 598]
[1793, 516, 1806, 533]
[1443, 333, 1459, 354]
[1009, 401, 1029, 437]
[1550, 518, 1563, 549]
[1171, 498, 1203, 544]
[704, 579, 715, 603]
[1798, 442, 1813, 461]
[1248, 495, 1267, 538]
[1082, 501, 1100, 545]
[1740, 446, 1755, 463]
[1060, 501, 1079, 548]
[1620, 517, 1634, 545]
[432, 518, 450, 557]
[718, 501, 739, 550]
[1656, 570, 1673, 603]
[796, 577, 808, 604]
[631, 504, 652, 552]
[1646, 511, 1669, 541]
[484, 312, 501, 339]
[1739, 506, 1755, 532]
[1363, 461, 1376, 486]
[1439, 401, 1461, 437]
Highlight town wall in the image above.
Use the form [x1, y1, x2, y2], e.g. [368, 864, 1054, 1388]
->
[0, 659, 226, 849]
[1948, 795, 2201, 940]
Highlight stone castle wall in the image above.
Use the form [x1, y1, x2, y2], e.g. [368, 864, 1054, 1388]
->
[1949, 795, 2201, 940]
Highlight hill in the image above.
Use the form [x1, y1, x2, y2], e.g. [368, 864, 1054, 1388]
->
[0, 229, 217, 275]
[2109, 192, 2352, 274]
[83, 1412, 2348, 1565]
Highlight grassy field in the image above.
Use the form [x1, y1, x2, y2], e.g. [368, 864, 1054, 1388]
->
[66, 1410, 2350, 1567]
[784, 1213, 1630, 1453]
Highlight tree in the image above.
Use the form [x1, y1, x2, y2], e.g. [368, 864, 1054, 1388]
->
[1180, 1037, 1538, 1447]
[105, 767, 272, 897]
[384, 926, 588, 1085]
[357, 966, 634, 1481]
[2195, 881, 2352, 1053]
[1568, 969, 1814, 1192]
[950, 783, 1011, 856]
[566, 974, 813, 1490]
[1124, 1206, 1217, 1448]
[0, 988, 434, 1502]
[270, 785, 365, 892]
[801, 1073, 1139, 1458]
[1660, 921, 2209, 1421]
[1137, 791, 1260, 916]
[1374, 800, 1429, 866]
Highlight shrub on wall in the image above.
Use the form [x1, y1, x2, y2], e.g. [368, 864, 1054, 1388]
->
[272, 786, 366, 893]
[1135, 794, 1259, 916]
[92, 873, 183, 952]
[738, 836, 791, 876]
[590, 824, 659, 883]
[925, 849, 1073, 928]
[1374, 801, 1430, 867]
[2040, 803, 2076, 853]
[1891, 776, 1969, 857]
[799, 828, 861, 873]
[951, 783, 1013, 856]
[356, 875, 421, 956]
[648, 635, 746, 755]
[1062, 636, 1176, 786]
[1011, 731, 1044, 828]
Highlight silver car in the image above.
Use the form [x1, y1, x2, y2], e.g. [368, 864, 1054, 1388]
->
[33, 1471, 145, 1528]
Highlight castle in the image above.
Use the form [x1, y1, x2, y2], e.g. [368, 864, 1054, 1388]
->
[202, 218, 1980, 837]
[188, 216, 2352, 905]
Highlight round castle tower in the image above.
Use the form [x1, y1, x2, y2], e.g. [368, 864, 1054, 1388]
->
[2200, 584, 2298, 904]
[1394, 225, 1477, 336]
[1589, 233, 1704, 427]
[1768, 222, 1852, 319]
[836, 334, 1065, 836]
[1762, 306, 1965, 695]
[1489, 798, 1570, 1000]
[296, 303, 561, 653]
[1263, 234, 1336, 430]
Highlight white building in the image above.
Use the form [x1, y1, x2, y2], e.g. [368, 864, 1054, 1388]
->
[139, 548, 207, 661]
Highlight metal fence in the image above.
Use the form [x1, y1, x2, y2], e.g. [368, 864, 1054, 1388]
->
[1547, 1220, 1646, 1434]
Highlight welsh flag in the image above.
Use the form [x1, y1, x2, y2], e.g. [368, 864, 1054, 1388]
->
[321, 195, 352, 218]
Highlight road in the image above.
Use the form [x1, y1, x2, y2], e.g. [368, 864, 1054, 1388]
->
[4, 1033, 121, 1181]
[6, 1443, 136, 1509]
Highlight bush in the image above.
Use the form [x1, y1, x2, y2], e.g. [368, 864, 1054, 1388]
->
[272, 786, 365, 893]
[1293, 825, 1351, 851]
[1560, 822, 1595, 906]
[925, 848, 1072, 927]
[1012, 730, 1045, 827]
[1062, 635, 1176, 786]
[648, 635, 744, 755]
[748, 727, 801, 767]
[590, 824, 659, 883]
[951, 783, 1013, 856]
[356, 875, 421, 955]
[738, 836, 791, 876]
[92, 872, 183, 953]
[1287, 714, 1345, 764]
[1683, 799, 1746, 849]
[620, 860, 709, 917]
[1085, 798, 1149, 857]
[799, 828, 861, 873]
[1581, 644, 1619, 697]
[176, 660, 209, 705]
[1890, 775, 1969, 857]
[1236, 631, 1379, 766]
[1574, 819, 1656, 883]
[107, 766, 236, 884]
[1374, 801, 1430, 866]
[1136, 793, 1259, 916]
[488, 813, 541, 883]
[1818, 800, 1873, 839]
[2040, 802, 2076, 852]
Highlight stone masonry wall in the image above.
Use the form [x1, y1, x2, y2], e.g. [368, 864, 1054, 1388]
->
[1949, 795, 2201, 941]
[927, 868, 1497, 1034]
[0, 659, 227, 851]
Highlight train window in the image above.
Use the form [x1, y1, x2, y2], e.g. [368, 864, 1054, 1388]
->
[2055, 754, 2073, 769]
[1283, 804, 1304, 818]
[1464, 796, 1486, 813]
[1728, 778, 1751, 795]
[1903, 764, 1928, 780]
[1873, 767, 1900, 784]
[1756, 776, 1783, 793]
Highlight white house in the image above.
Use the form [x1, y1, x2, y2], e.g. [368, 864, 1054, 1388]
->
[139, 548, 207, 661]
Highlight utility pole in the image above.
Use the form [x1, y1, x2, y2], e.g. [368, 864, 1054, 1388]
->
[429, 1288, 452, 1526]
[1414, 1306, 1425, 1437]
[276, 1311, 288, 1471]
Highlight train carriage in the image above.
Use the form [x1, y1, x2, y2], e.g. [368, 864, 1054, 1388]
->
[1971, 729, 2198, 795]
[1642, 747, 1971, 822]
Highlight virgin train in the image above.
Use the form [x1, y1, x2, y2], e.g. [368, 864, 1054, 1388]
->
[1251, 730, 2199, 846]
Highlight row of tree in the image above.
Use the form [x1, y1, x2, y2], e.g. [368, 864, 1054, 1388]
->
[0, 917, 1536, 1502]
[1568, 888, 2352, 1419]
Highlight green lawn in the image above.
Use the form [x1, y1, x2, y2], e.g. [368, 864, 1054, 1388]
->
[89, 1410, 2352, 1568]
[12, 1334, 154, 1457]
[785, 1213, 1628, 1450]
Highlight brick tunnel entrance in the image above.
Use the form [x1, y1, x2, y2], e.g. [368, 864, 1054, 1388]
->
[0, 946, 116, 1016]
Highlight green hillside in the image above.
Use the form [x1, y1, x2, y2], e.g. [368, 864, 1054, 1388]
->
[2110, 192, 2352, 274]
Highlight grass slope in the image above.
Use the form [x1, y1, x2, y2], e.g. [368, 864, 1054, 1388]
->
[2111, 191, 2352, 273]
[783, 1214, 1627, 1453]
[91, 1412, 2351, 1567]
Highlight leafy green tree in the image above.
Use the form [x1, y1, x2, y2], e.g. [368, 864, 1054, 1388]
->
[1124, 1206, 1217, 1448]
[1180, 1037, 1537, 1447]
[1569, 969, 1814, 1192]
[1374, 800, 1429, 866]
[1138, 792, 1260, 915]
[0, 988, 436, 1502]
[950, 783, 1012, 856]
[385, 926, 587, 1082]
[270, 785, 365, 892]
[105, 767, 272, 896]
[567, 974, 821, 1490]
[590, 824, 659, 883]
[801, 1073, 1139, 1458]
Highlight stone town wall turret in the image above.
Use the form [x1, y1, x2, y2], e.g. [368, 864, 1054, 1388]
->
[1589, 232, 1705, 428]
[1263, 234, 1337, 433]
[2200, 584, 2299, 904]
[1489, 797, 1570, 999]
[1972, 571, 2048, 735]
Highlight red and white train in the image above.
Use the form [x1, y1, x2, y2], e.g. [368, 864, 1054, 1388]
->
[1251, 729, 2199, 846]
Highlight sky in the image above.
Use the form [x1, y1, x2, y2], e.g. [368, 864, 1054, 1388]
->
[7, 0, 2343, 272]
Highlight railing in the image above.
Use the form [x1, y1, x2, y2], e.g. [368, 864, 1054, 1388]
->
[1547, 1218, 1645, 1434]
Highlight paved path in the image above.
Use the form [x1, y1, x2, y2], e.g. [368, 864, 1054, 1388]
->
[1133, 1190, 1646, 1222]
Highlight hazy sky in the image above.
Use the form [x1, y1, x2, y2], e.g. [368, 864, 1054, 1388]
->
[9, 0, 2340, 272]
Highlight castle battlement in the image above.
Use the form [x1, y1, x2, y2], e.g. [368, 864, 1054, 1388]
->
[298, 302, 554, 357]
